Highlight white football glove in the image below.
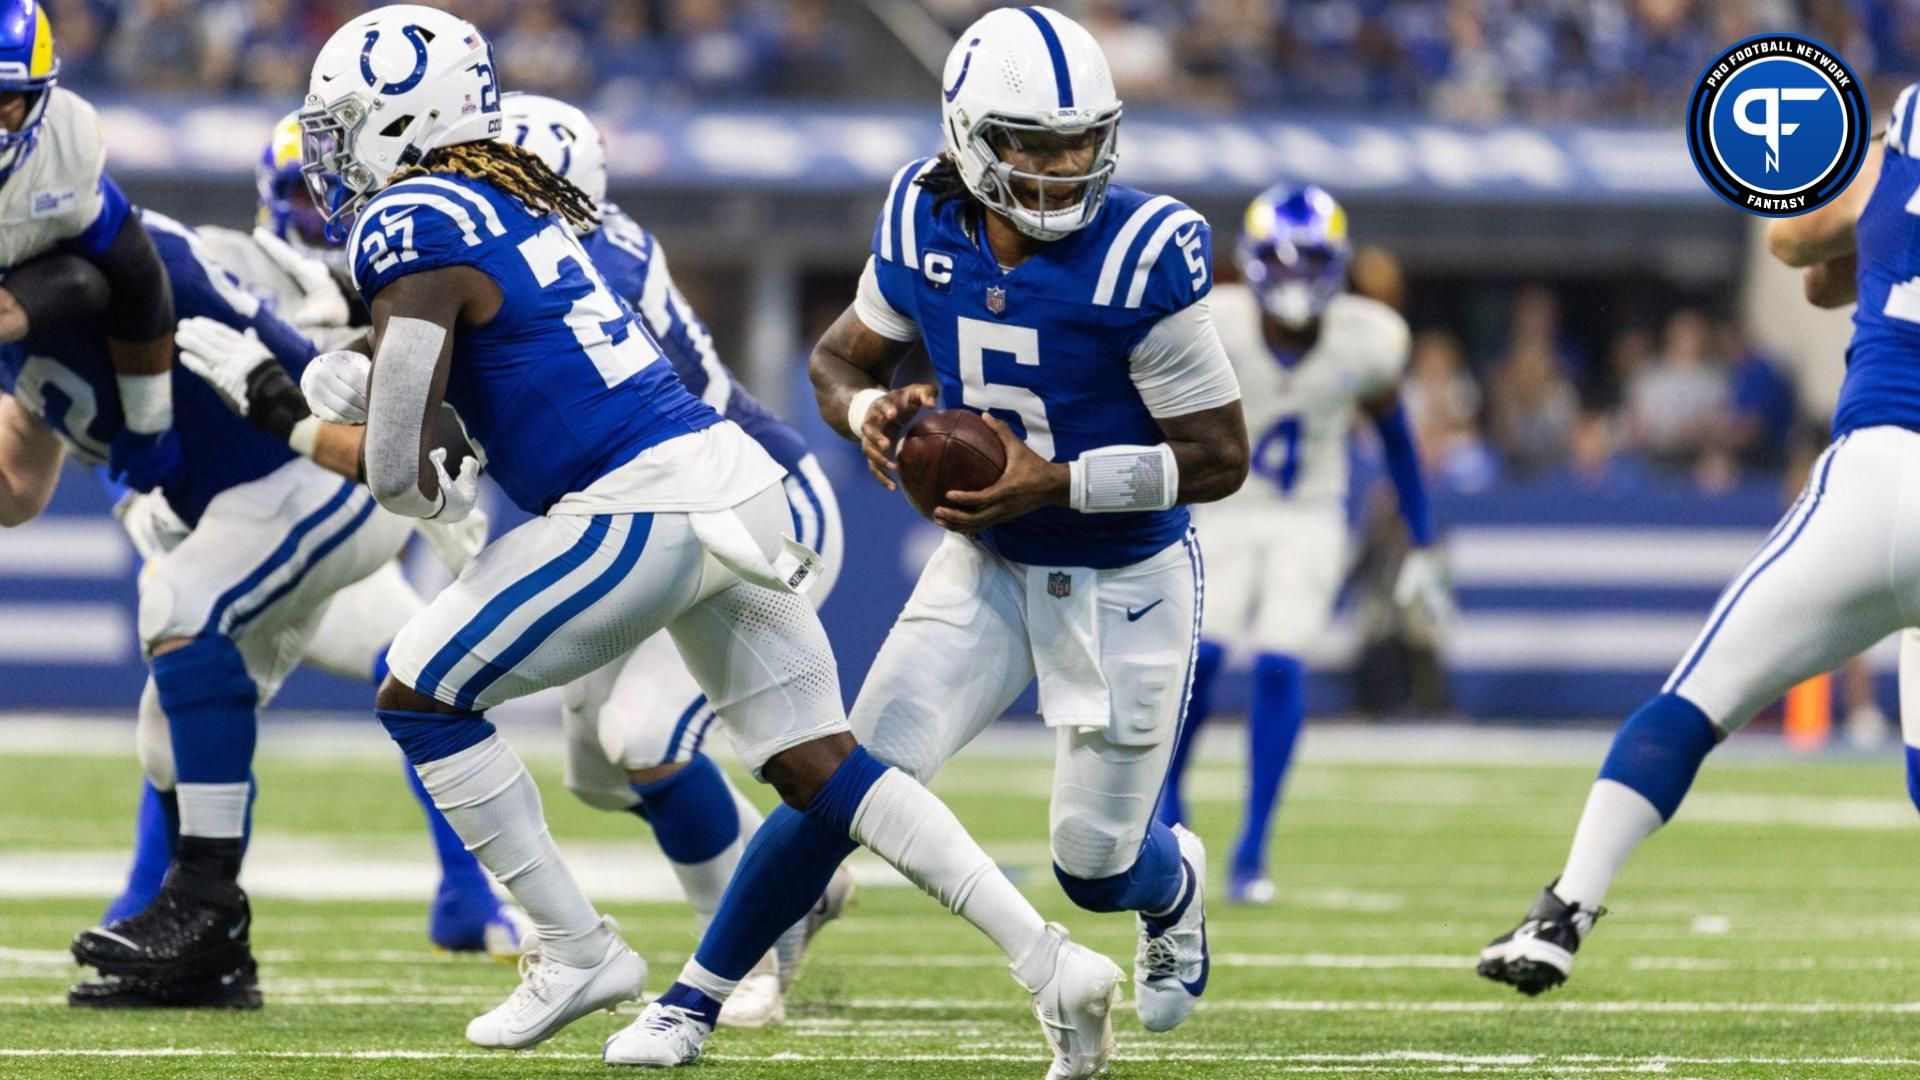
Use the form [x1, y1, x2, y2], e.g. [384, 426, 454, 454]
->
[301, 350, 371, 425]
[416, 510, 489, 575]
[253, 226, 351, 330]
[428, 446, 481, 524]
[1393, 546, 1455, 634]
[111, 489, 189, 562]
[173, 316, 273, 418]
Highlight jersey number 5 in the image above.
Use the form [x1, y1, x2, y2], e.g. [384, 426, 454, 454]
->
[956, 316, 1054, 459]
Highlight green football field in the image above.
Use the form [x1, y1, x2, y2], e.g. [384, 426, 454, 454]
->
[4, 720, 1920, 1079]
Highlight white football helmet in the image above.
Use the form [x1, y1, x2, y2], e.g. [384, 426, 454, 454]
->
[299, 4, 503, 238]
[497, 92, 606, 234]
[939, 6, 1121, 241]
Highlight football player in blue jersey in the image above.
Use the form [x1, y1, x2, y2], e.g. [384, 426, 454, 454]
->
[491, 92, 853, 1029]
[622, 6, 1248, 1072]
[1482, 95, 1920, 994]
[98, 111, 532, 963]
[289, 6, 1117, 1059]
[0, 0, 183, 500]
[0, 210, 416, 1007]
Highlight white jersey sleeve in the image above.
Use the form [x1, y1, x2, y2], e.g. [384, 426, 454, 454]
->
[854, 255, 920, 342]
[1128, 299, 1241, 418]
[0, 89, 110, 269]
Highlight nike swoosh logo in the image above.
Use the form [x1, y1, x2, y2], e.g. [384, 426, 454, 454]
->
[228, 915, 249, 940]
[1126, 599, 1164, 622]
[1175, 225, 1198, 246]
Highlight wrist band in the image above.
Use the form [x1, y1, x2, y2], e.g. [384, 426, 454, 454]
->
[1069, 444, 1178, 513]
[117, 373, 172, 434]
[288, 415, 321, 459]
[847, 388, 887, 436]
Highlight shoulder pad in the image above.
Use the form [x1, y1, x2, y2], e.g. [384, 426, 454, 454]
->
[1324, 294, 1411, 385]
[871, 157, 941, 269]
[1891, 83, 1920, 157]
[349, 176, 511, 296]
[1090, 194, 1210, 313]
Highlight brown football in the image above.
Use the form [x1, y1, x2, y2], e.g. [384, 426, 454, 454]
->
[897, 409, 1008, 519]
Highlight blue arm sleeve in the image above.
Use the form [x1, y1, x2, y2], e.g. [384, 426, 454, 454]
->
[65, 174, 133, 259]
[1373, 404, 1435, 547]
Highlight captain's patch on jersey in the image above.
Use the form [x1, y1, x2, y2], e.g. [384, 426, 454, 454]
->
[1686, 34, 1868, 217]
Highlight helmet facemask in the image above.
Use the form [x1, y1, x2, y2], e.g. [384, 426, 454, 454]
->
[299, 93, 436, 242]
[959, 108, 1119, 241]
[0, 86, 50, 180]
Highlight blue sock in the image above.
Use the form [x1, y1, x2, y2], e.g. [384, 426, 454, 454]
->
[404, 759, 490, 892]
[1055, 818, 1188, 916]
[688, 748, 882, 982]
[103, 781, 175, 923]
[1156, 639, 1224, 829]
[1598, 692, 1718, 821]
[151, 637, 258, 785]
[1232, 652, 1306, 879]
[632, 754, 741, 864]
[379, 708, 497, 768]
[1906, 746, 1920, 817]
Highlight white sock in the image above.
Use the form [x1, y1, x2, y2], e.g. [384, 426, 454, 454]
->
[669, 780, 765, 932]
[416, 735, 610, 966]
[1555, 778, 1665, 909]
[678, 956, 740, 1003]
[850, 769, 1047, 964]
[175, 781, 249, 839]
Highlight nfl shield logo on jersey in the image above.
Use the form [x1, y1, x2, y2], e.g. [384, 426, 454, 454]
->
[1048, 571, 1072, 599]
[985, 285, 1007, 315]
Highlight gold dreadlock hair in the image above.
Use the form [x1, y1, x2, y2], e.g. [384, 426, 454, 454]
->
[391, 139, 599, 232]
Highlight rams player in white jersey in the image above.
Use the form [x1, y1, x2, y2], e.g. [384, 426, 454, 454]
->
[1156, 184, 1448, 903]
[620, 8, 1248, 1076]
[0, 0, 181, 498]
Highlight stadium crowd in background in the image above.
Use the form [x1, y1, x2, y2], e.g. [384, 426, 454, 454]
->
[38, 0, 1920, 118]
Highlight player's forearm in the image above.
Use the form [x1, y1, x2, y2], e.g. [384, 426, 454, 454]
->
[810, 345, 876, 442]
[363, 317, 451, 518]
[0, 399, 62, 527]
[1766, 137, 1881, 268]
[310, 422, 364, 482]
[1804, 254, 1859, 308]
[1158, 401, 1249, 506]
[1371, 403, 1436, 546]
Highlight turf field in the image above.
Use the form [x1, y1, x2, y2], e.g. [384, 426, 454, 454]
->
[3, 718, 1920, 1079]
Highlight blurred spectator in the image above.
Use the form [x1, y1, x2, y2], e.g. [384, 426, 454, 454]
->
[1485, 286, 1580, 473]
[34, 0, 1914, 117]
[1556, 410, 1647, 493]
[1626, 309, 1727, 466]
[1718, 320, 1798, 473]
[1405, 329, 1500, 492]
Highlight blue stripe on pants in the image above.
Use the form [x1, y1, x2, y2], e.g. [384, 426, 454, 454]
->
[451, 514, 656, 710]
[229, 493, 377, 634]
[414, 516, 612, 700]
[199, 480, 357, 636]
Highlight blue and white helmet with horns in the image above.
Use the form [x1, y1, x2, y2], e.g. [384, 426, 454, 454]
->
[298, 4, 502, 238]
[938, 5, 1122, 241]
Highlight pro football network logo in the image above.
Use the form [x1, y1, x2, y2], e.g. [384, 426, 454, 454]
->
[1687, 35, 1868, 217]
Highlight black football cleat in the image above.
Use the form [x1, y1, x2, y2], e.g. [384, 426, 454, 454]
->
[1477, 881, 1603, 996]
[71, 863, 252, 980]
[68, 959, 262, 1010]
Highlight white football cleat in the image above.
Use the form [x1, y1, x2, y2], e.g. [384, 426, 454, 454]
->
[774, 862, 856, 993]
[484, 903, 536, 962]
[716, 966, 784, 1029]
[465, 922, 645, 1050]
[1134, 825, 1209, 1033]
[604, 999, 713, 1067]
[1015, 923, 1123, 1080]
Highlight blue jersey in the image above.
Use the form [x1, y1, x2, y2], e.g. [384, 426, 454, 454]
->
[869, 159, 1213, 568]
[0, 210, 313, 525]
[1841, 82, 1920, 436]
[585, 205, 812, 473]
[348, 173, 719, 514]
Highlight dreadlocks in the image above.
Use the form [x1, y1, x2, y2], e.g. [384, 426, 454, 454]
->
[391, 139, 599, 233]
[917, 153, 980, 209]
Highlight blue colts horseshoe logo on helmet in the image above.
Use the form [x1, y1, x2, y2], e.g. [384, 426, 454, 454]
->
[944, 38, 981, 102]
[360, 24, 431, 95]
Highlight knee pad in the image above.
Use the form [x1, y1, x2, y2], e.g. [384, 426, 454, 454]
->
[1050, 810, 1134, 884]
[1597, 692, 1719, 821]
[135, 679, 175, 792]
